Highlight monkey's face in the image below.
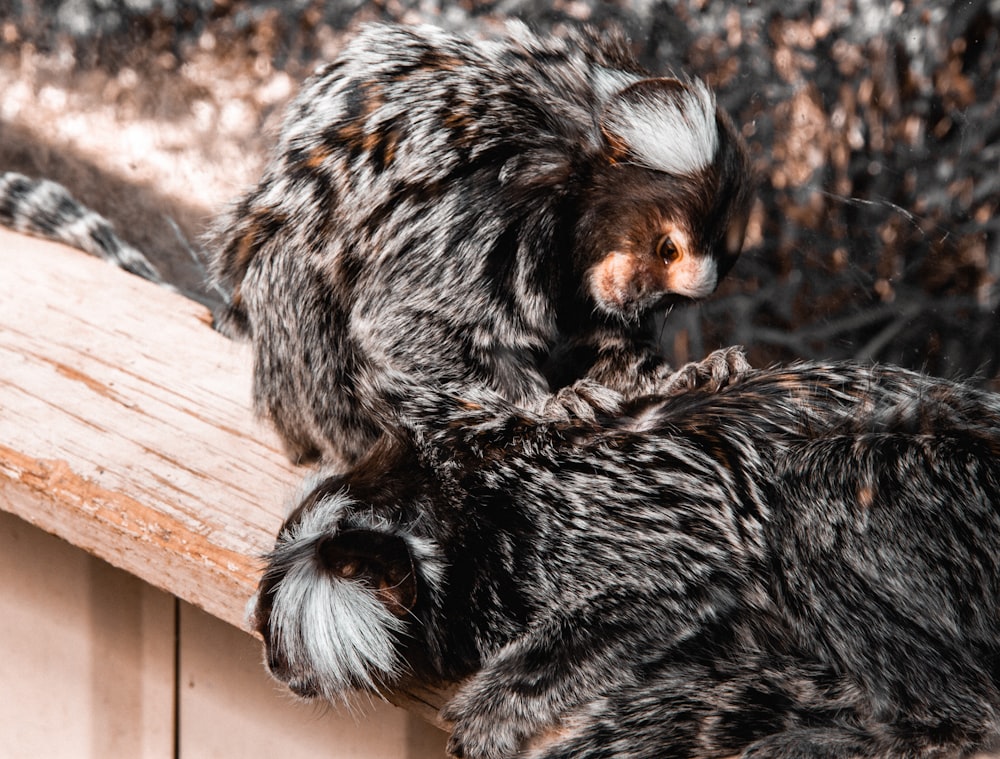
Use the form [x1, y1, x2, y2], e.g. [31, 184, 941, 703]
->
[577, 167, 749, 322]
[578, 76, 753, 322]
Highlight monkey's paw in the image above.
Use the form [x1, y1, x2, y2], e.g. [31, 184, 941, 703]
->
[443, 706, 526, 759]
[537, 379, 627, 421]
[656, 345, 751, 396]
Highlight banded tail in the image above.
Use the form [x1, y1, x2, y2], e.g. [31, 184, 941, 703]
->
[0, 171, 167, 284]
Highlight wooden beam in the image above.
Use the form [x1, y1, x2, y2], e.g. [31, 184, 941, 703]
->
[0, 228, 452, 725]
[0, 227, 305, 631]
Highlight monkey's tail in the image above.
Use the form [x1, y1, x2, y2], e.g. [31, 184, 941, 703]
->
[0, 171, 169, 286]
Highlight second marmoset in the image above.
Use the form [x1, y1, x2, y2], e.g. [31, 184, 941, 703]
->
[210, 21, 754, 465]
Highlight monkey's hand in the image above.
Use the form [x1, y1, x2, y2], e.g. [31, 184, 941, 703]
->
[571, 332, 751, 401]
[536, 379, 627, 421]
[655, 346, 751, 397]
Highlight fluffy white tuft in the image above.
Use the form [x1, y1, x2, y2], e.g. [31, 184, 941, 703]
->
[270, 558, 407, 699]
[262, 487, 447, 701]
[610, 79, 719, 176]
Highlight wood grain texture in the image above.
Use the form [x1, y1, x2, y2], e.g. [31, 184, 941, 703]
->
[0, 227, 304, 631]
[0, 228, 451, 726]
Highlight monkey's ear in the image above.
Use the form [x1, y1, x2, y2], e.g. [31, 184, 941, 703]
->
[600, 77, 719, 176]
[317, 529, 417, 617]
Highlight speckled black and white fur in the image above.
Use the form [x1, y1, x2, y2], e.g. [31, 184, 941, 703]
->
[209, 21, 754, 466]
[0, 170, 169, 284]
[252, 361, 1000, 759]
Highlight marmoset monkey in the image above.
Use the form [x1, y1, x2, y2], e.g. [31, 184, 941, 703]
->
[210, 22, 754, 465]
[253, 361, 1000, 759]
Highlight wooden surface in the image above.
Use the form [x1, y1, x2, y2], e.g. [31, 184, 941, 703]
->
[0, 510, 176, 758]
[0, 227, 446, 725]
[0, 510, 449, 758]
[0, 227, 300, 632]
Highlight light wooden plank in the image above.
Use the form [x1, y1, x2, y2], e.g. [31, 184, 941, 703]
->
[0, 227, 303, 632]
[0, 510, 176, 758]
[0, 227, 446, 726]
[178, 602, 447, 759]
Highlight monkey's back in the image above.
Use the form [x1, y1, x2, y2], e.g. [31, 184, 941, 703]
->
[256, 360, 1000, 757]
[208, 23, 648, 463]
[439, 362, 1000, 755]
[428, 360, 1000, 654]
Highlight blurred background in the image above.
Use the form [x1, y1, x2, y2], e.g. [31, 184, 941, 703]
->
[1, 0, 997, 384]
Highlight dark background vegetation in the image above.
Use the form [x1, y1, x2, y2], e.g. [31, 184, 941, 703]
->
[2, 0, 998, 385]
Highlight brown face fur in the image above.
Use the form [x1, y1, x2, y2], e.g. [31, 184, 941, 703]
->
[585, 208, 719, 317]
[576, 104, 753, 324]
[575, 172, 741, 321]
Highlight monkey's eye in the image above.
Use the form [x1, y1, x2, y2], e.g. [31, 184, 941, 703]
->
[656, 235, 680, 264]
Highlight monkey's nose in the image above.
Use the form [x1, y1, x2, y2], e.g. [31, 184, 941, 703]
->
[265, 642, 293, 682]
[288, 678, 319, 698]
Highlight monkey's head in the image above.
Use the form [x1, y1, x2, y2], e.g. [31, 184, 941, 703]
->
[248, 377, 600, 703]
[250, 424, 523, 702]
[576, 77, 754, 323]
[249, 435, 450, 702]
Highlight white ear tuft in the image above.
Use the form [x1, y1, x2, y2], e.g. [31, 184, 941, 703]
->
[602, 78, 719, 176]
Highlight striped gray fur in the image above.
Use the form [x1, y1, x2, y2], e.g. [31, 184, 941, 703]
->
[0, 171, 168, 285]
[208, 21, 754, 466]
[253, 359, 1000, 759]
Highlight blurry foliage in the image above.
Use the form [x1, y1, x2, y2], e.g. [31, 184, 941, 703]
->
[671, 0, 1000, 387]
[2, 0, 998, 383]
